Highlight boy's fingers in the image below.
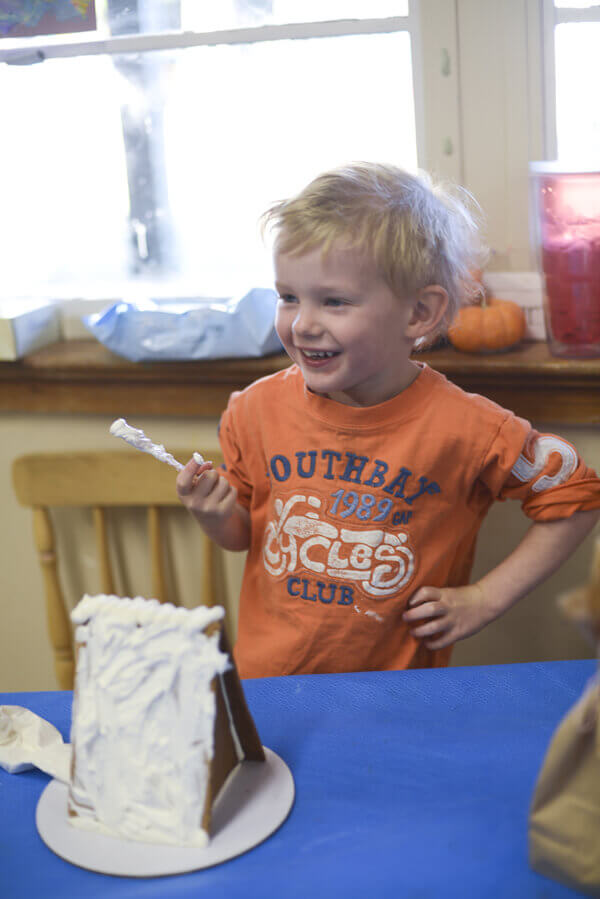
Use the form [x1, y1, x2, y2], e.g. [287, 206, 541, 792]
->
[182, 456, 205, 472]
[204, 474, 233, 504]
[194, 469, 221, 496]
[178, 465, 217, 498]
[176, 470, 195, 496]
[219, 480, 237, 503]
[177, 458, 207, 491]
[217, 488, 238, 516]
[424, 633, 453, 650]
[403, 600, 444, 622]
[191, 463, 215, 487]
[212, 473, 231, 495]
[190, 459, 213, 479]
[407, 586, 441, 608]
[185, 475, 236, 517]
[411, 619, 448, 639]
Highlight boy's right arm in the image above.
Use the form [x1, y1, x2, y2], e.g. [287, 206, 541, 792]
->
[176, 458, 251, 551]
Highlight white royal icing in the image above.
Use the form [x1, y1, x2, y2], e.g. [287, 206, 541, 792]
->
[69, 595, 228, 847]
[109, 418, 206, 470]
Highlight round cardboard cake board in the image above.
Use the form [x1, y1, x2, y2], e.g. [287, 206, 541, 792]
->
[36, 747, 294, 877]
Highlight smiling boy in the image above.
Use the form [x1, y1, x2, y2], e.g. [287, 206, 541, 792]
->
[177, 162, 600, 678]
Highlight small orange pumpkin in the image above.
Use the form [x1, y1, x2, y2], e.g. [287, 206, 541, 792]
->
[448, 296, 526, 353]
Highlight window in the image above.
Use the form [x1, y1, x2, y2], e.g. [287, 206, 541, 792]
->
[4, 2, 595, 308]
[0, 1, 419, 299]
[543, 1, 600, 161]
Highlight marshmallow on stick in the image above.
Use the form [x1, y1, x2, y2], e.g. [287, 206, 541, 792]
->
[109, 418, 205, 470]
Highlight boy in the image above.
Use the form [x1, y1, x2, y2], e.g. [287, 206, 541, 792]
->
[177, 163, 600, 678]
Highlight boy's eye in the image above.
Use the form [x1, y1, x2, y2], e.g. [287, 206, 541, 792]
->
[325, 297, 346, 307]
[277, 294, 297, 303]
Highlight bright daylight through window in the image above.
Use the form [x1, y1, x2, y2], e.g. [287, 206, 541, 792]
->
[553, 4, 600, 161]
[0, 0, 416, 301]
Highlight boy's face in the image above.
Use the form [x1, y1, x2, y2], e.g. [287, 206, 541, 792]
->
[274, 243, 418, 406]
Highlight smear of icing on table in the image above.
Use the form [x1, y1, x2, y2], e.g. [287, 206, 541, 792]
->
[109, 418, 205, 469]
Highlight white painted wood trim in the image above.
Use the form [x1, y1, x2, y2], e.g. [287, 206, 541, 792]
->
[409, 0, 427, 169]
[0, 16, 412, 64]
[541, 0, 558, 159]
[417, 0, 462, 182]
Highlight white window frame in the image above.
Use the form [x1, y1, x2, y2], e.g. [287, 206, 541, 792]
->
[0, 15, 419, 62]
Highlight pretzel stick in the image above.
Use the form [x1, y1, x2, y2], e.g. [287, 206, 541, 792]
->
[109, 418, 205, 471]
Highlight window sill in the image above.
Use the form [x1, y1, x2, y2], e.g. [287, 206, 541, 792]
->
[1, 339, 599, 424]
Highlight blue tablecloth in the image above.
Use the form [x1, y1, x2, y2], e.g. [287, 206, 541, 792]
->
[0, 660, 595, 898]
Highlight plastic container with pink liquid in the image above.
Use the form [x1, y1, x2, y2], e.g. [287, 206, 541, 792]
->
[529, 162, 600, 358]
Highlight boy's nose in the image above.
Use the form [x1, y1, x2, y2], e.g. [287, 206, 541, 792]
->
[292, 306, 323, 337]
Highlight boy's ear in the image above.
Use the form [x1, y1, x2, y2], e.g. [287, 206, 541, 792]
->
[404, 286, 449, 339]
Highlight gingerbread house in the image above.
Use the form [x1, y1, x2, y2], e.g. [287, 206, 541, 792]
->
[68, 594, 264, 847]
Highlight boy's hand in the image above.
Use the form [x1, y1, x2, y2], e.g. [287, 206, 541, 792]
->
[403, 511, 600, 650]
[176, 458, 238, 526]
[402, 584, 493, 650]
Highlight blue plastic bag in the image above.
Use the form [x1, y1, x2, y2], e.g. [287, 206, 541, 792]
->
[84, 289, 282, 362]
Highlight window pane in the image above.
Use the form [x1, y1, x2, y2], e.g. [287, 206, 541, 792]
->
[0, 56, 130, 295]
[182, 1, 409, 32]
[166, 32, 417, 294]
[554, 22, 600, 161]
[554, 2, 600, 9]
[1, 30, 416, 297]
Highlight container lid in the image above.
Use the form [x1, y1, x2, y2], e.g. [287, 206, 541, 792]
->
[529, 160, 600, 175]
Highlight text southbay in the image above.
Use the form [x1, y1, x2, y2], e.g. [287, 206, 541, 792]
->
[267, 450, 441, 507]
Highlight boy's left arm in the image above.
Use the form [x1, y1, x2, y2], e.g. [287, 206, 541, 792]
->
[403, 508, 600, 649]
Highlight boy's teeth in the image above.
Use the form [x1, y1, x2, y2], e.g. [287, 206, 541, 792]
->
[305, 350, 335, 358]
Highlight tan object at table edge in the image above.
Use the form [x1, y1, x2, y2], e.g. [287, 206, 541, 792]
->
[529, 536, 600, 895]
[558, 535, 600, 643]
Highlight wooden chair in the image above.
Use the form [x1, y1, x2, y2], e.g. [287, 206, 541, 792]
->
[12, 449, 225, 690]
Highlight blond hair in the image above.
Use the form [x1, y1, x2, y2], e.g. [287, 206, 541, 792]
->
[261, 162, 487, 335]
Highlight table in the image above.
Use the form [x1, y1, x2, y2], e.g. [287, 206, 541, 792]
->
[0, 661, 595, 898]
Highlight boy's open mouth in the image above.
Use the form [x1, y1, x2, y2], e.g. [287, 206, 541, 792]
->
[299, 349, 341, 367]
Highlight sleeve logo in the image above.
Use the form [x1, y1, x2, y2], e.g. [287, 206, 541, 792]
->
[510, 435, 577, 493]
